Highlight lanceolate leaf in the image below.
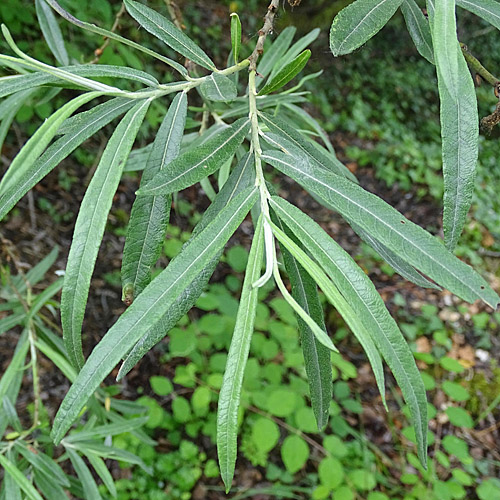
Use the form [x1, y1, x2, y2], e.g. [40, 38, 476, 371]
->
[139, 118, 250, 195]
[217, 216, 264, 492]
[273, 213, 332, 431]
[0, 454, 43, 500]
[51, 187, 258, 443]
[457, 0, 500, 30]
[124, 0, 216, 70]
[61, 99, 151, 370]
[0, 98, 134, 223]
[401, 0, 435, 63]
[117, 153, 255, 380]
[44, 0, 187, 76]
[257, 26, 296, 82]
[66, 448, 102, 500]
[199, 73, 237, 102]
[330, 0, 403, 56]
[350, 222, 441, 289]
[122, 92, 187, 302]
[230, 13, 241, 64]
[258, 112, 357, 182]
[35, 0, 69, 65]
[0, 91, 102, 196]
[258, 50, 311, 95]
[433, 1, 479, 249]
[262, 150, 499, 308]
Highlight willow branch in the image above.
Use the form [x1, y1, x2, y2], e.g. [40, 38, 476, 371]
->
[460, 43, 500, 89]
[248, 0, 280, 71]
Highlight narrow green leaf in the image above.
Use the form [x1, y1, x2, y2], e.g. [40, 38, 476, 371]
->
[35, 339, 77, 382]
[217, 216, 264, 492]
[51, 187, 258, 443]
[401, 0, 435, 63]
[61, 99, 151, 370]
[64, 417, 150, 442]
[258, 111, 357, 182]
[66, 448, 102, 500]
[273, 212, 332, 431]
[259, 50, 311, 95]
[0, 91, 101, 196]
[457, 0, 500, 30]
[2, 450, 22, 500]
[350, 222, 441, 289]
[14, 442, 70, 487]
[200, 73, 237, 102]
[330, 0, 403, 56]
[33, 470, 68, 500]
[123, 0, 216, 70]
[433, 2, 479, 249]
[139, 117, 250, 195]
[257, 26, 296, 82]
[122, 92, 187, 302]
[118, 154, 255, 380]
[0, 97, 134, 223]
[85, 453, 117, 498]
[0, 334, 29, 400]
[261, 150, 499, 308]
[0, 454, 43, 500]
[44, 0, 187, 75]
[230, 13, 241, 64]
[35, 0, 69, 65]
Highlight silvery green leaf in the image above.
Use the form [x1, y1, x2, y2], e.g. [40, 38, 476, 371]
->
[401, 0, 435, 63]
[230, 13, 241, 64]
[200, 73, 237, 102]
[457, 0, 500, 30]
[35, 0, 69, 65]
[330, 0, 403, 56]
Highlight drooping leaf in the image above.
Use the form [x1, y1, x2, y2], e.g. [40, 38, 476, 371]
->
[139, 117, 250, 195]
[122, 92, 187, 302]
[61, 99, 151, 370]
[0, 91, 101, 196]
[217, 216, 264, 492]
[258, 112, 357, 181]
[272, 211, 332, 431]
[457, 0, 500, 30]
[117, 153, 255, 380]
[0, 454, 43, 500]
[199, 73, 237, 102]
[35, 0, 69, 65]
[124, 0, 216, 70]
[330, 0, 403, 56]
[51, 187, 258, 443]
[44, 0, 187, 75]
[258, 50, 311, 95]
[0, 98, 134, 224]
[85, 453, 117, 498]
[66, 448, 102, 500]
[433, 1, 479, 249]
[230, 13, 241, 64]
[401, 0, 435, 63]
[261, 150, 499, 308]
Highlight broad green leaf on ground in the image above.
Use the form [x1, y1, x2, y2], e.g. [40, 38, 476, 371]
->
[52, 187, 258, 443]
[258, 112, 357, 181]
[66, 448, 102, 500]
[217, 216, 264, 492]
[258, 50, 311, 95]
[200, 73, 237, 102]
[124, 0, 215, 70]
[457, 0, 500, 30]
[401, 0, 434, 63]
[0, 65, 158, 99]
[44, 0, 187, 75]
[61, 99, 151, 370]
[0, 454, 43, 500]
[433, 2, 479, 250]
[257, 26, 296, 82]
[273, 212, 332, 431]
[0, 91, 101, 196]
[230, 13, 241, 64]
[35, 0, 69, 65]
[0, 98, 134, 223]
[350, 222, 441, 289]
[118, 153, 255, 380]
[139, 117, 250, 195]
[262, 150, 499, 308]
[122, 92, 187, 302]
[330, 0, 403, 56]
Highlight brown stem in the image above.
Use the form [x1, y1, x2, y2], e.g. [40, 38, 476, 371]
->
[90, 3, 126, 64]
[248, 0, 280, 72]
